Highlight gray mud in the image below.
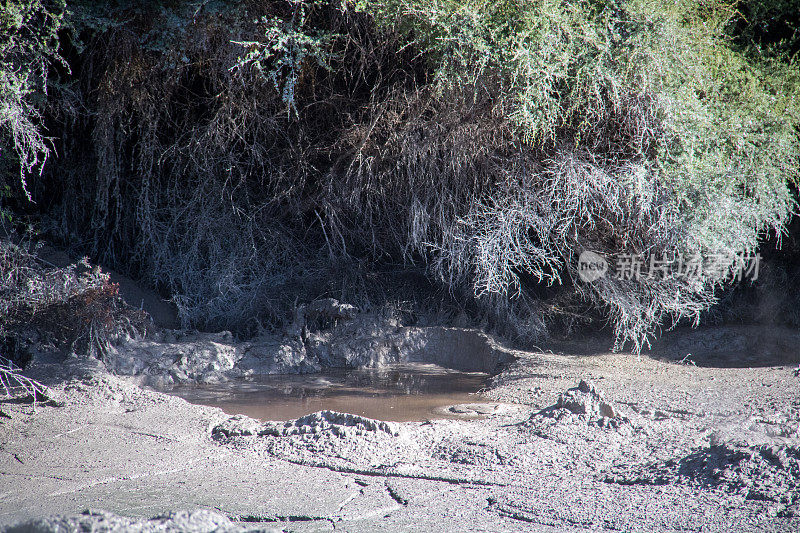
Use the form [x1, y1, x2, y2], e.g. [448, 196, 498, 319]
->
[104, 319, 512, 387]
[1, 325, 799, 532]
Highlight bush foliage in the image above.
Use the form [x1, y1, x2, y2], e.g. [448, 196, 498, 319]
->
[0, 234, 148, 361]
[2, 0, 799, 351]
[0, 0, 66, 201]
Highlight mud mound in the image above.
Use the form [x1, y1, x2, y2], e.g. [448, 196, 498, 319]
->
[522, 380, 633, 434]
[606, 443, 800, 516]
[4, 509, 265, 533]
[554, 380, 619, 419]
[210, 408, 526, 485]
[212, 410, 400, 439]
[212, 410, 425, 478]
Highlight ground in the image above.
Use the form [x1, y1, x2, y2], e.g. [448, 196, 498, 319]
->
[0, 325, 798, 532]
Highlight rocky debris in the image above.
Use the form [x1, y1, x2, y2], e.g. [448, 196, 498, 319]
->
[515, 380, 642, 463]
[524, 380, 627, 430]
[4, 509, 275, 533]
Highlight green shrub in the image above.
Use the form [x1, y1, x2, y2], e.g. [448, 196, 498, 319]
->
[342, 0, 800, 349]
[27, 0, 800, 351]
[0, 0, 66, 200]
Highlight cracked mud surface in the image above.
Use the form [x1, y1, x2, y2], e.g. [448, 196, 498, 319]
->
[1, 326, 799, 532]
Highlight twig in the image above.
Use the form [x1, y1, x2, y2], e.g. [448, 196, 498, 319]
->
[0, 356, 49, 411]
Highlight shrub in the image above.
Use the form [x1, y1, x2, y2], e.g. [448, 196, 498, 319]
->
[0, 234, 148, 360]
[0, 0, 66, 201]
[26, 0, 800, 351]
[337, 0, 799, 348]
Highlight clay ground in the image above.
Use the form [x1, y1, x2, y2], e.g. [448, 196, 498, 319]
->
[0, 326, 799, 532]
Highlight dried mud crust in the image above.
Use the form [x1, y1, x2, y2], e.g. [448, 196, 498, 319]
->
[1, 325, 799, 531]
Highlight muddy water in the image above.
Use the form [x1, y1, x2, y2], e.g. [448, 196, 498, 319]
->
[161, 363, 491, 422]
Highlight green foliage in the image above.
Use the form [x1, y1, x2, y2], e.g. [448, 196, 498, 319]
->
[347, 0, 800, 349]
[0, 0, 66, 199]
[232, 0, 335, 114]
[22, 0, 800, 351]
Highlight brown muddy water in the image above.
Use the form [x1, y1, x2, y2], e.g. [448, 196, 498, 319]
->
[159, 363, 491, 422]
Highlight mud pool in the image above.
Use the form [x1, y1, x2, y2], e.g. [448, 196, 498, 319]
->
[152, 363, 491, 422]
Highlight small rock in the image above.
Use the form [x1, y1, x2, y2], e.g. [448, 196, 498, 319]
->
[598, 401, 616, 419]
[578, 379, 599, 395]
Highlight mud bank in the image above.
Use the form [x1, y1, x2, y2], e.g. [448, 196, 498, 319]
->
[1, 326, 799, 532]
[105, 316, 514, 387]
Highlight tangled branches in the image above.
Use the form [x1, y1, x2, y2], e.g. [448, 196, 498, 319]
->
[0, 0, 66, 198]
[25, 0, 800, 351]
